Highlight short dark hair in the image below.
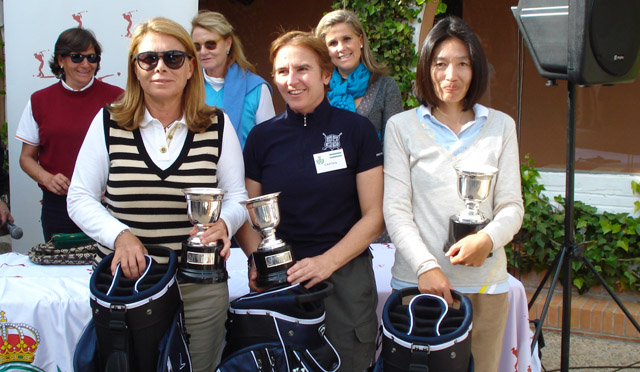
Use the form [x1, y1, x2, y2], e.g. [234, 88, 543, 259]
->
[49, 27, 102, 79]
[415, 16, 488, 111]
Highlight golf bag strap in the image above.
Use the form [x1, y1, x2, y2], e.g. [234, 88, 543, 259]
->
[106, 303, 130, 372]
[381, 339, 430, 372]
[408, 349, 429, 372]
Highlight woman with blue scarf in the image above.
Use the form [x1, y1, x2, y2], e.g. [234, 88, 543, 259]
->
[316, 9, 403, 144]
[191, 11, 275, 148]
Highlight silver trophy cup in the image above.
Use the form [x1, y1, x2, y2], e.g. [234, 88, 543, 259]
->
[178, 187, 228, 283]
[243, 192, 295, 288]
[445, 165, 498, 253]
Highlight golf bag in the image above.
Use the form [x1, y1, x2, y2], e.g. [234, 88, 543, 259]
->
[74, 246, 191, 372]
[216, 282, 340, 372]
[373, 288, 474, 372]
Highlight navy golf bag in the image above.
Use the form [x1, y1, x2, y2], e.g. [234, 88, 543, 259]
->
[74, 246, 191, 372]
[373, 288, 474, 372]
[216, 282, 340, 372]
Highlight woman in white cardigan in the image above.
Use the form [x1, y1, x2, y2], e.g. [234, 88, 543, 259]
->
[382, 16, 524, 372]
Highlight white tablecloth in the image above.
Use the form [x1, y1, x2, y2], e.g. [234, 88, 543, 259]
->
[498, 275, 540, 372]
[0, 252, 92, 371]
[0, 244, 539, 372]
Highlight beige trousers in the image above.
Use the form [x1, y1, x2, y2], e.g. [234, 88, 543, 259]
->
[180, 281, 229, 372]
[466, 292, 509, 372]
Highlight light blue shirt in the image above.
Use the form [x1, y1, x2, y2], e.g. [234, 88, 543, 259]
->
[417, 104, 489, 155]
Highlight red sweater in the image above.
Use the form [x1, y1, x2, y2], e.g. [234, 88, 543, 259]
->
[31, 80, 123, 183]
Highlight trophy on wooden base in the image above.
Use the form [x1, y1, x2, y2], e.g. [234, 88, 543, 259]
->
[445, 165, 498, 253]
[243, 192, 295, 288]
[178, 187, 228, 283]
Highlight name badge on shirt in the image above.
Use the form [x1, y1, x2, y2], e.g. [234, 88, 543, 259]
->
[313, 149, 347, 174]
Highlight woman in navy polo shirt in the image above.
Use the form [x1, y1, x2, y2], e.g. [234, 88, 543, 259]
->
[236, 31, 384, 371]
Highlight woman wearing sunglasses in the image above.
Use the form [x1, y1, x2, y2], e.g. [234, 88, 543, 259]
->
[67, 18, 248, 371]
[15, 27, 123, 242]
[191, 10, 275, 149]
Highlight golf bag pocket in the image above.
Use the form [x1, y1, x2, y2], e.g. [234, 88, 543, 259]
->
[374, 288, 474, 372]
[74, 246, 191, 372]
[217, 282, 339, 372]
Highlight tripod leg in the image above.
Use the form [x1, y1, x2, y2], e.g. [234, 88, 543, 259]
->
[582, 257, 640, 333]
[531, 246, 567, 355]
[528, 247, 563, 310]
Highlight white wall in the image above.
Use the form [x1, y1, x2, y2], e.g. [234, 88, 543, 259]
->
[4, 0, 197, 253]
[539, 170, 640, 216]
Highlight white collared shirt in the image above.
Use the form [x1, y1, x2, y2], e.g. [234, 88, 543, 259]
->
[67, 108, 248, 248]
[137, 109, 190, 168]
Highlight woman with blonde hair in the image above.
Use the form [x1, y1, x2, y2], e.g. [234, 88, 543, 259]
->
[315, 9, 403, 144]
[191, 10, 275, 148]
[68, 17, 248, 371]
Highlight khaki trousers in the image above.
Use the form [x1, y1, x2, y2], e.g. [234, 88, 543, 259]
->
[466, 292, 509, 372]
[324, 253, 379, 372]
[181, 281, 229, 372]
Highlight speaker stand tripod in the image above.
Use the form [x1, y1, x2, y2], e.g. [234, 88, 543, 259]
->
[527, 81, 640, 372]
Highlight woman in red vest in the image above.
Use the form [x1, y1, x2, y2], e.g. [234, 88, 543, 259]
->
[15, 27, 123, 242]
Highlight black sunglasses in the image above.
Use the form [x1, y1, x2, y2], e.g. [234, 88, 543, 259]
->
[65, 53, 100, 64]
[194, 38, 223, 52]
[135, 50, 190, 71]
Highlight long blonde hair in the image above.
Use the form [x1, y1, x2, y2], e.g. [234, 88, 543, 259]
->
[315, 9, 388, 80]
[109, 17, 216, 132]
[191, 10, 255, 75]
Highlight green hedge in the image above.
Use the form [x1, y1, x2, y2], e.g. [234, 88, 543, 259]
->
[507, 155, 640, 294]
[330, 0, 446, 108]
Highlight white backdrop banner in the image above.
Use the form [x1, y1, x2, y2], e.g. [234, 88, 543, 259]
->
[4, 0, 198, 253]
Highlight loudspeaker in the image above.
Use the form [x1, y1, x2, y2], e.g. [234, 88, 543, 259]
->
[512, 0, 640, 85]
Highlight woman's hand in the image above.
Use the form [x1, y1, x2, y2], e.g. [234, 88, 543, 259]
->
[19, 143, 70, 195]
[191, 220, 231, 260]
[246, 258, 273, 293]
[446, 232, 493, 267]
[418, 267, 454, 305]
[286, 254, 337, 289]
[112, 230, 148, 278]
[0, 201, 14, 227]
[43, 173, 71, 195]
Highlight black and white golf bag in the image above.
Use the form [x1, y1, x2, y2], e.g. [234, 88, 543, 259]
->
[373, 288, 474, 372]
[216, 282, 340, 372]
[74, 246, 191, 372]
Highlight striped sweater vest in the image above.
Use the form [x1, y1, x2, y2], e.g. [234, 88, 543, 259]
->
[96, 108, 224, 259]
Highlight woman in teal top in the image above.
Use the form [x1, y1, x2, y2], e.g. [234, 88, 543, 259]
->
[191, 10, 275, 148]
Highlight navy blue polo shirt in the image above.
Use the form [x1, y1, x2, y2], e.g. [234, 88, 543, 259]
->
[243, 98, 383, 259]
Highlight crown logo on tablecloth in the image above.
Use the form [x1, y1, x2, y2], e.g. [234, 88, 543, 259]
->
[0, 310, 40, 364]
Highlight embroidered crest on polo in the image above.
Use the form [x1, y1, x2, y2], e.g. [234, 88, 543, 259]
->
[322, 132, 343, 151]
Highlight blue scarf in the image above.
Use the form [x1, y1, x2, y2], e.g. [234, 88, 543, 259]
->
[327, 63, 370, 112]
